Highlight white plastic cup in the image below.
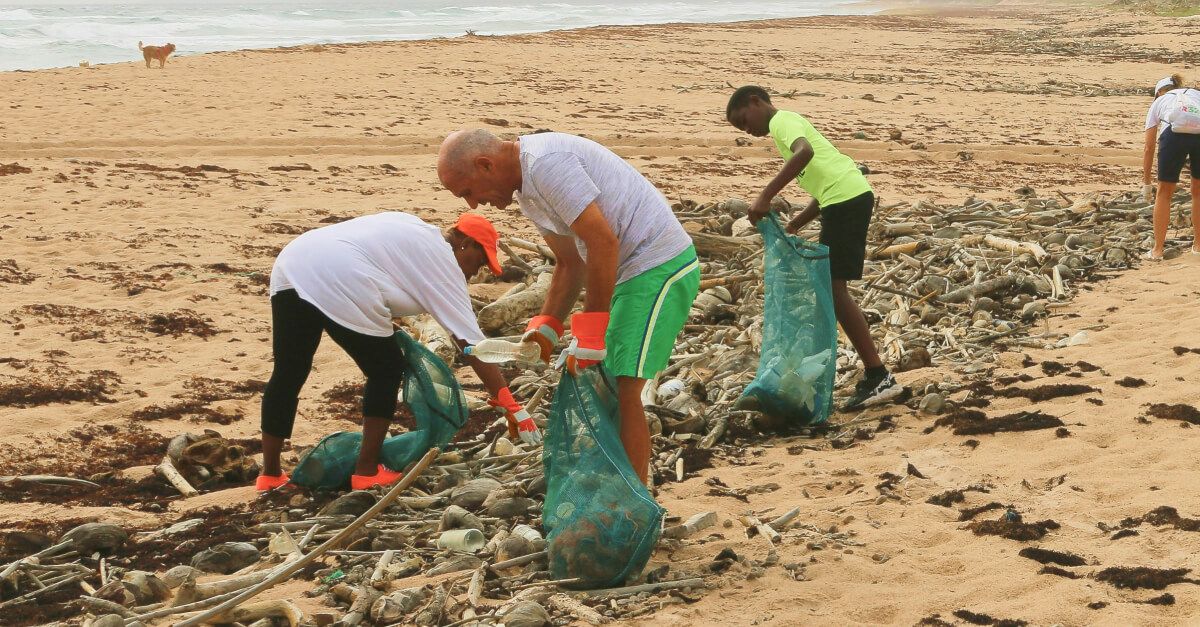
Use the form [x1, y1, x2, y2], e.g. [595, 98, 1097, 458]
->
[512, 524, 543, 543]
[436, 528, 485, 553]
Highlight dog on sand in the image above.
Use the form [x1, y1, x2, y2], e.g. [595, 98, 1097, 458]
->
[138, 41, 176, 68]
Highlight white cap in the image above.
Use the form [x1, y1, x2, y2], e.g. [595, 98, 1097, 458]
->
[1155, 76, 1176, 94]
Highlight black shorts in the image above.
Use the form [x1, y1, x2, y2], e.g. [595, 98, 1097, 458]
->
[818, 191, 874, 281]
[1158, 127, 1200, 184]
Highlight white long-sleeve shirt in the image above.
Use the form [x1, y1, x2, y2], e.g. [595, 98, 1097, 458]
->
[269, 212, 485, 343]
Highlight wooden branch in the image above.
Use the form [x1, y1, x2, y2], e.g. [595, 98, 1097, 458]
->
[0, 540, 71, 580]
[488, 550, 547, 573]
[173, 447, 441, 627]
[548, 593, 609, 624]
[198, 599, 303, 627]
[477, 272, 553, 334]
[662, 511, 717, 539]
[0, 475, 100, 489]
[80, 595, 137, 618]
[154, 456, 198, 498]
[683, 223, 760, 258]
[569, 577, 706, 600]
[504, 237, 556, 262]
[938, 275, 1025, 304]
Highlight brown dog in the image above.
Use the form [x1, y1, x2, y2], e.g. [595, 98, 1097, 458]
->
[138, 41, 176, 69]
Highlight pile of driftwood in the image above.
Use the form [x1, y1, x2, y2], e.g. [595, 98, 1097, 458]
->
[4, 439, 733, 627]
[2, 188, 1183, 626]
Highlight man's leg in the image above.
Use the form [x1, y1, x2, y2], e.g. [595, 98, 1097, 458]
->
[260, 290, 324, 477]
[616, 376, 651, 484]
[831, 278, 883, 370]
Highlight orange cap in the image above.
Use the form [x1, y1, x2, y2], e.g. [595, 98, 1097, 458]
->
[455, 213, 503, 275]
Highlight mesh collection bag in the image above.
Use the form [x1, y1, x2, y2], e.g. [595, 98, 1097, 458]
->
[740, 214, 839, 425]
[542, 366, 664, 589]
[291, 329, 469, 489]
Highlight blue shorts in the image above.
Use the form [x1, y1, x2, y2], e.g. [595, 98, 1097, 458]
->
[1158, 127, 1200, 184]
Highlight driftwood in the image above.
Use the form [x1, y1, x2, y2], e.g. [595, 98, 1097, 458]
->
[477, 272, 553, 334]
[548, 593, 610, 625]
[174, 447, 441, 627]
[154, 457, 198, 498]
[404, 314, 457, 366]
[570, 577, 706, 600]
[0, 475, 100, 489]
[683, 223, 760, 258]
[938, 275, 1027, 304]
[198, 599, 304, 627]
[662, 512, 718, 539]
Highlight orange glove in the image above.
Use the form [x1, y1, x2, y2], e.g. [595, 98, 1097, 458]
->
[487, 387, 542, 446]
[521, 315, 564, 364]
[561, 311, 609, 375]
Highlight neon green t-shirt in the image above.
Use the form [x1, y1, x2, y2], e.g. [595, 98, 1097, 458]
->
[769, 110, 872, 207]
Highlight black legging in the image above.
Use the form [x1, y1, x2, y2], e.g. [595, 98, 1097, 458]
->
[260, 289, 405, 439]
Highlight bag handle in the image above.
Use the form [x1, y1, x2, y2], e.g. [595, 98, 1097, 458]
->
[763, 212, 828, 259]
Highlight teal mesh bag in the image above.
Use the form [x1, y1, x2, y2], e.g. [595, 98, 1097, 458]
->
[291, 330, 468, 489]
[542, 366, 664, 589]
[740, 214, 838, 425]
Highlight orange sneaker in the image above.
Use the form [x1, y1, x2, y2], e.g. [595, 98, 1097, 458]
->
[255, 472, 290, 492]
[350, 465, 403, 491]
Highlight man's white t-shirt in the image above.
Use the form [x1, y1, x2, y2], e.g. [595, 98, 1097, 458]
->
[269, 212, 485, 343]
[514, 132, 693, 284]
[1146, 88, 1195, 131]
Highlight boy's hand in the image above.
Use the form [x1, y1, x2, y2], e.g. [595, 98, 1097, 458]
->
[748, 196, 772, 225]
[786, 213, 809, 234]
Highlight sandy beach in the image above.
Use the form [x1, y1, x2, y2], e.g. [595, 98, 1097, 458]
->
[2, 3, 1199, 625]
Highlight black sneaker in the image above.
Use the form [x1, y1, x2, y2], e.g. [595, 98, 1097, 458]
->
[842, 371, 903, 412]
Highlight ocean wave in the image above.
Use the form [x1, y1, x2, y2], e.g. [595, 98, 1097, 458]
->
[0, 8, 38, 20]
[1, 0, 859, 72]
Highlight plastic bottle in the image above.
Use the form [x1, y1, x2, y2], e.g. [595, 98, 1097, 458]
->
[463, 338, 541, 364]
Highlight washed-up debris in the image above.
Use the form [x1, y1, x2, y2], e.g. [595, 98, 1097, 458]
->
[0, 187, 1174, 625]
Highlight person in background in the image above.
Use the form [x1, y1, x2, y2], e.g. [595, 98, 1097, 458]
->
[256, 212, 540, 492]
[725, 85, 902, 411]
[437, 129, 699, 485]
[1142, 74, 1200, 260]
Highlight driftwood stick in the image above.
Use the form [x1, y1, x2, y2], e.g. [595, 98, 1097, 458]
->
[0, 475, 101, 489]
[0, 573, 83, 608]
[488, 550, 548, 573]
[548, 593, 610, 624]
[505, 237, 556, 261]
[0, 540, 71, 580]
[194, 599, 304, 627]
[80, 595, 138, 618]
[569, 577, 706, 600]
[173, 447, 441, 627]
[154, 456, 199, 498]
[767, 506, 802, 531]
[126, 589, 243, 624]
[510, 577, 581, 591]
[467, 565, 486, 607]
[662, 511, 718, 539]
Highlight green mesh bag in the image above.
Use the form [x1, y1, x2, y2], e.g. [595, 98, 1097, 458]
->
[543, 366, 664, 589]
[740, 214, 838, 425]
[291, 330, 468, 489]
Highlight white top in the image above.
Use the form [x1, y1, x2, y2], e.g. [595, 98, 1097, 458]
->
[515, 132, 693, 284]
[269, 212, 485, 342]
[1145, 88, 1194, 131]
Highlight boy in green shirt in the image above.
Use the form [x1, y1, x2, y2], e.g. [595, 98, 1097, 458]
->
[726, 85, 901, 411]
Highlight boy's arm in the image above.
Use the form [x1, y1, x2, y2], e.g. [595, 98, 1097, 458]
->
[748, 138, 815, 224]
[786, 198, 820, 234]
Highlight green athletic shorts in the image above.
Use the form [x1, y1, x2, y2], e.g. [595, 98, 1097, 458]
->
[604, 246, 700, 379]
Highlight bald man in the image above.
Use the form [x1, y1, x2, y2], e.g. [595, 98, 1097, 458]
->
[437, 129, 699, 484]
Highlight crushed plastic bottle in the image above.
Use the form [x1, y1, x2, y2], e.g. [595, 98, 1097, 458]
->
[463, 338, 541, 364]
